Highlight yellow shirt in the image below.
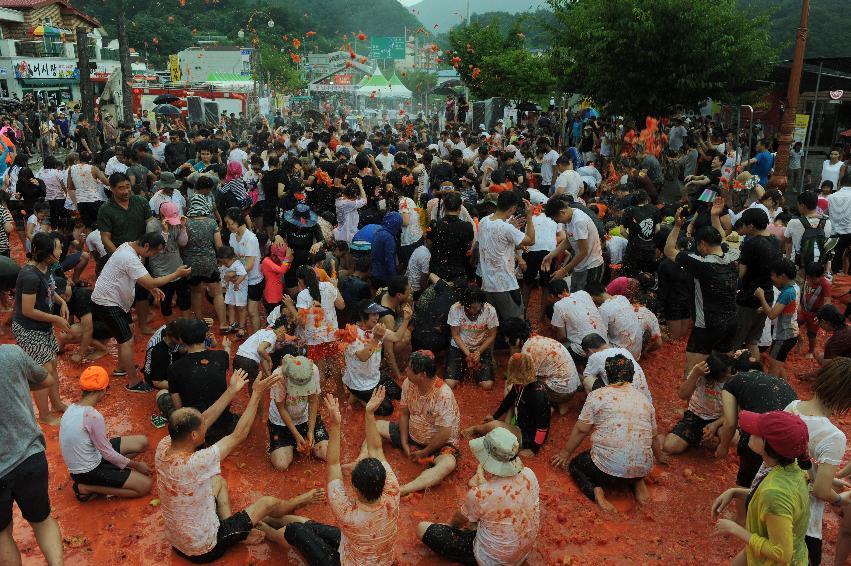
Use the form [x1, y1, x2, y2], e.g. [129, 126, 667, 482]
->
[745, 463, 810, 565]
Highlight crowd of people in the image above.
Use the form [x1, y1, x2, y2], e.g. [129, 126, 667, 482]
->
[1, 103, 851, 566]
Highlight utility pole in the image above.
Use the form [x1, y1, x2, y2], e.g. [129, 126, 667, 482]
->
[76, 26, 94, 121]
[115, 1, 134, 125]
[770, 0, 810, 190]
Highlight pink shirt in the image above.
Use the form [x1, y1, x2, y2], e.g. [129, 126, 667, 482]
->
[59, 404, 129, 474]
[260, 256, 290, 304]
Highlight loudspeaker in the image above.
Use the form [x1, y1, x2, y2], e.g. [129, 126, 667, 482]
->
[203, 102, 219, 126]
[187, 96, 204, 125]
[471, 101, 485, 131]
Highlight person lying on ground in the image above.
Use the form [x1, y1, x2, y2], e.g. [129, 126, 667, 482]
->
[463, 352, 551, 459]
[659, 354, 732, 458]
[263, 387, 400, 566]
[553, 354, 665, 512]
[417, 426, 541, 565]
[59, 366, 151, 501]
[267, 355, 328, 471]
[358, 350, 460, 496]
[155, 369, 323, 563]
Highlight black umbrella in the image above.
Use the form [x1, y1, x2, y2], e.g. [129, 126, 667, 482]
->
[430, 84, 459, 96]
[153, 104, 181, 117]
[153, 94, 180, 104]
[515, 101, 540, 111]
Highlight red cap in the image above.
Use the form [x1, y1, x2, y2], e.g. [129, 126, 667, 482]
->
[739, 410, 809, 461]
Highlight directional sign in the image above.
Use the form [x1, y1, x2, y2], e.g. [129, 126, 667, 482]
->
[369, 37, 405, 60]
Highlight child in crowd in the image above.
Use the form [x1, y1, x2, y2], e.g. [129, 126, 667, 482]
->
[798, 261, 831, 359]
[754, 258, 799, 380]
[217, 245, 248, 337]
[260, 242, 292, 314]
[26, 201, 50, 254]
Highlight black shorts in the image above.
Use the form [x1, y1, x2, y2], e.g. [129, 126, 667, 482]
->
[686, 319, 738, 355]
[232, 355, 260, 382]
[189, 270, 221, 286]
[670, 410, 716, 447]
[174, 509, 253, 564]
[522, 250, 552, 285]
[446, 347, 495, 383]
[268, 419, 329, 452]
[70, 439, 131, 488]
[665, 302, 691, 321]
[160, 279, 191, 317]
[388, 422, 460, 460]
[248, 281, 264, 302]
[0, 451, 51, 530]
[806, 535, 823, 566]
[346, 377, 400, 417]
[769, 337, 798, 362]
[421, 523, 477, 566]
[91, 303, 134, 344]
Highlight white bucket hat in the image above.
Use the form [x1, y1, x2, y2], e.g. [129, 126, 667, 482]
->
[470, 427, 523, 477]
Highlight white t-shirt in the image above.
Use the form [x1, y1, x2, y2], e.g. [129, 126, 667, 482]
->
[155, 438, 222, 557]
[149, 189, 186, 216]
[477, 215, 525, 293]
[228, 148, 249, 172]
[522, 334, 580, 394]
[821, 159, 843, 189]
[564, 209, 604, 272]
[295, 281, 340, 345]
[235, 328, 277, 363]
[375, 153, 394, 172]
[461, 467, 540, 566]
[554, 169, 583, 199]
[635, 305, 661, 345]
[229, 229, 263, 285]
[90, 242, 149, 312]
[785, 400, 847, 539]
[784, 216, 831, 262]
[398, 196, 423, 247]
[268, 364, 321, 427]
[598, 295, 643, 358]
[447, 302, 499, 350]
[342, 325, 382, 391]
[527, 214, 558, 253]
[583, 347, 651, 402]
[540, 149, 560, 185]
[84, 229, 106, 258]
[406, 245, 431, 292]
[607, 235, 628, 265]
[551, 291, 605, 355]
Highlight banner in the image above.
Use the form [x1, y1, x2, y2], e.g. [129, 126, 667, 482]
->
[13, 60, 77, 79]
[793, 114, 809, 144]
[169, 55, 181, 82]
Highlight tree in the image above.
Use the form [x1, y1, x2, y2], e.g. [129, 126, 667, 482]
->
[447, 22, 555, 102]
[547, 0, 779, 117]
[259, 47, 307, 94]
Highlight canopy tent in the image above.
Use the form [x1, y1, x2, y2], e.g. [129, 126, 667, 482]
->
[383, 73, 412, 99]
[356, 66, 389, 97]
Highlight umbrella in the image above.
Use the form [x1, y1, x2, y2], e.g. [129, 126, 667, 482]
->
[152, 104, 181, 117]
[0, 97, 22, 110]
[581, 107, 600, 118]
[430, 84, 459, 96]
[840, 129, 851, 138]
[153, 94, 180, 105]
[29, 25, 63, 37]
[515, 101, 540, 111]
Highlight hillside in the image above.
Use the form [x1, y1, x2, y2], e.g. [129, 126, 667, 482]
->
[407, 0, 546, 32]
[741, 0, 851, 59]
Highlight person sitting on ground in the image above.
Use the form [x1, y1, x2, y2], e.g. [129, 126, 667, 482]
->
[55, 278, 110, 364]
[712, 411, 811, 566]
[342, 300, 411, 416]
[464, 352, 551, 458]
[232, 317, 291, 391]
[59, 366, 151, 502]
[363, 350, 460, 496]
[581, 333, 652, 401]
[815, 304, 851, 366]
[553, 354, 664, 512]
[753, 258, 799, 381]
[606, 276, 664, 355]
[417, 426, 540, 565]
[269, 388, 400, 565]
[267, 355, 328, 471]
[588, 281, 643, 359]
[660, 354, 732, 458]
[155, 369, 323, 563]
[502, 317, 580, 415]
[549, 278, 605, 358]
[446, 284, 499, 390]
[142, 319, 183, 390]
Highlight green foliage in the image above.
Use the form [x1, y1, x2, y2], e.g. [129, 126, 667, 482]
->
[398, 68, 437, 99]
[547, 0, 779, 118]
[447, 22, 555, 102]
[468, 9, 550, 50]
[258, 47, 306, 93]
[740, 0, 851, 59]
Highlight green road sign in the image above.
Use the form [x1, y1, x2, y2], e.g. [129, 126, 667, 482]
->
[369, 37, 405, 60]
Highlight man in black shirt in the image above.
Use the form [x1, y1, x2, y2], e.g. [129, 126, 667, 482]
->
[717, 355, 797, 488]
[429, 192, 474, 280]
[160, 318, 237, 444]
[621, 190, 660, 275]
[164, 131, 191, 172]
[732, 207, 781, 360]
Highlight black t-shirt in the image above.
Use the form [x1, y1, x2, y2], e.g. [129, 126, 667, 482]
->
[144, 340, 181, 383]
[657, 257, 691, 311]
[339, 274, 371, 320]
[723, 371, 797, 449]
[260, 169, 283, 210]
[493, 382, 551, 452]
[279, 221, 323, 268]
[167, 350, 232, 430]
[430, 216, 474, 280]
[0, 255, 21, 292]
[622, 204, 659, 251]
[412, 278, 455, 352]
[358, 173, 383, 209]
[13, 264, 54, 331]
[737, 235, 781, 307]
[386, 167, 411, 196]
[676, 249, 739, 328]
[68, 286, 93, 319]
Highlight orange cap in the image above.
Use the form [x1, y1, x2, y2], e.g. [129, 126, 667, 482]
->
[80, 366, 109, 391]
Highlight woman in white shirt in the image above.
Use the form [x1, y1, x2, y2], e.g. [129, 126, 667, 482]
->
[67, 151, 109, 229]
[292, 265, 344, 378]
[224, 208, 264, 333]
[35, 155, 66, 227]
[397, 187, 423, 266]
[820, 149, 844, 191]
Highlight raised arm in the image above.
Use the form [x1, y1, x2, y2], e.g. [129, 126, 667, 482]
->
[323, 393, 343, 482]
[215, 371, 279, 459]
[364, 386, 387, 462]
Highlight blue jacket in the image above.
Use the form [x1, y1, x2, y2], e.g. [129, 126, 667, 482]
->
[371, 212, 402, 282]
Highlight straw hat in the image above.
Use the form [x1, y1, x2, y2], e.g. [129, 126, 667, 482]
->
[470, 428, 523, 477]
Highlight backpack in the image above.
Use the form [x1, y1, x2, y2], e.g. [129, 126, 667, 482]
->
[798, 216, 827, 267]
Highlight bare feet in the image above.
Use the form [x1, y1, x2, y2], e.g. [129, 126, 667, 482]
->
[594, 487, 617, 513]
[634, 479, 651, 505]
[38, 414, 61, 426]
[292, 488, 325, 510]
[51, 401, 68, 413]
[245, 528, 265, 545]
[88, 349, 108, 361]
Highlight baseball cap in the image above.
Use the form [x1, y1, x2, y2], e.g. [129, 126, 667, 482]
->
[358, 300, 386, 315]
[738, 410, 810, 461]
[80, 366, 109, 391]
[159, 201, 181, 225]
